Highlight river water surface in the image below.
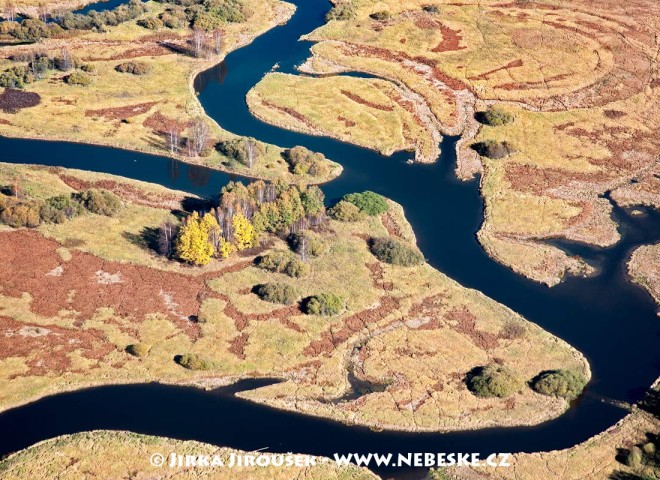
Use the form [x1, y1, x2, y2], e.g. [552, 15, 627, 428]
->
[0, 0, 659, 478]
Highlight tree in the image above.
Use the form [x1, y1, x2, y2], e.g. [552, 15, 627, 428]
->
[175, 211, 217, 266]
[213, 29, 223, 55]
[37, 3, 49, 22]
[59, 47, 73, 72]
[191, 28, 205, 57]
[157, 220, 177, 258]
[189, 117, 209, 157]
[4, 0, 16, 22]
[232, 212, 257, 250]
[245, 137, 256, 168]
[167, 125, 179, 154]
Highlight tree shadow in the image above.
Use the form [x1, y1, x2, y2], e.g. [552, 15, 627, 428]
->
[122, 226, 160, 252]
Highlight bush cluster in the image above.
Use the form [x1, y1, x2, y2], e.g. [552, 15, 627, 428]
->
[0, 66, 35, 89]
[75, 189, 122, 216]
[254, 282, 299, 305]
[255, 250, 309, 278]
[216, 137, 266, 167]
[115, 61, 152, 75]
[288, 231, 327, 257]
[126, 343, 151, 357]
[1, 18, 63, 42]
[342, 191, 388, 216]
[137, 16, 164, 29]
[65, 71, 92, 86]
[531, 370, 587, 400]
[160, 9, 187, 28]
[475, 108, 515, 126]
[328, 200, 365, 222]
[155, 0, 247, 31]
[176, 353, 214, 370]
[303, 293, 344, 316]
[466, 365, 522, 398]
[284, 146, 330, 177]
[369, 237, 424, 267]
[57, 0, 148, 31]
[0, 188, 120, 229]
[471, 140, 514, 159]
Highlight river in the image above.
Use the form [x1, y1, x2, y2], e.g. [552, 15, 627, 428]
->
[0, 0, 659, 478]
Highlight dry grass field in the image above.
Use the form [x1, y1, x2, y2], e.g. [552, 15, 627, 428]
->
[0, 163, 588, 432]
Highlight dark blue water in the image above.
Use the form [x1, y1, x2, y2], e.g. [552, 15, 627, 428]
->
[0, 0, 659, 477]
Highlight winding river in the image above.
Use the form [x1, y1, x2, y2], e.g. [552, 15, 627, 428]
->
[0, 0, 659, 478]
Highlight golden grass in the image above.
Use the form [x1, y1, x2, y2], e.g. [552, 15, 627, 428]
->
[247, 72, 441, 162]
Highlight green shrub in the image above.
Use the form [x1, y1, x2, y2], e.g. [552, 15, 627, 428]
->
[624, 446, 644, 468]
[342, 191, 388, 216]
[531, 370, 587, 400]
[0, 66, 34, 89]
[176, 353, 214, 370]
[475, 108, 514, 126]
[46, 194, 84, 219]
[369, 237, 424, 266]
[471, 140, 514, 159]
[76, 189, 122, 216]
[137, 16, 164, 29]
[126, 343, 151, 357]
[115, 61, 152, 75]
[216, 137, 266, 166]
[285, 146, 329, 177]
[325, 1, 355, 21]
[422, 4, 439, 13]
[288, 232, 327, 257]
[304, 293, 344, 316]
[160, 10, 186, 28]
[65, 72, 92, 86]
[255, 250, 310, 278]
[300, 185, 325, 217]
[39, 204, 67, 224]
[80, 63, 96, 73]
[328, 200, 366, 222]
[255, 283, 299, 305]
[466, 365, 522, 398]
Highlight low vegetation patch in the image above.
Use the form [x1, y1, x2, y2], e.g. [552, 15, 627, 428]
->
[325, 0, 355, 21]
[284, 146, 330, 176]
[175, 353, 214, 370]
[75, 189, 122, 216]
[342, 191, 388, 216]
[328, 200, 365, 222]
[0, 188, 120, 228]
[254, 282, 299, 305]
[115, 61, 152, 75]
[65, 72, 92, 87]
[475, 108, 514, 126]
[466, 365, 523, 398]
[216, 137, 267, 168]
[303, 293, 345, 316]
[255, 250, 309, 278]
[125, 343, 151, 357]
[369, 237, 423, 266]
[531, 369, 587, 400]
[471, 140, 515, 159]
[288, 231, 327, 258]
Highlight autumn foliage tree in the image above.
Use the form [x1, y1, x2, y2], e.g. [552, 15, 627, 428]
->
[175, 211, 218, 266]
